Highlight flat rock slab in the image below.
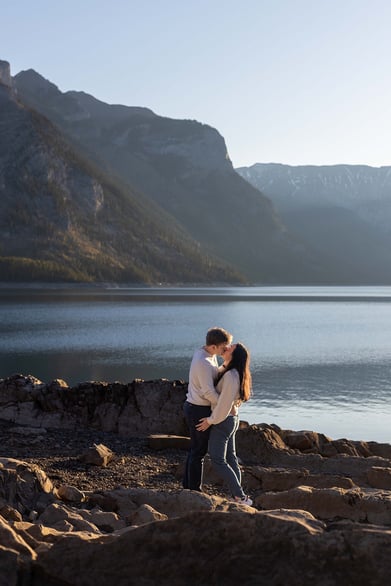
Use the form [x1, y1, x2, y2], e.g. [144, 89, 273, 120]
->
[148, 435, 190, 450]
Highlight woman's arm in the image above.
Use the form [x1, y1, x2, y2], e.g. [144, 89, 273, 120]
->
[196, 370, 239, 430]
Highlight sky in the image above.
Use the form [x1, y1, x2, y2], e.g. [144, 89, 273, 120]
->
[3, 0, 391, 168]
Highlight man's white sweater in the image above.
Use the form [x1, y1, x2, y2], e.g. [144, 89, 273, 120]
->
[186, 347, 220, 406]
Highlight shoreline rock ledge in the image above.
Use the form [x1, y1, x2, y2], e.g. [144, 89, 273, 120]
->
[0, 373, 189, 435]
[2, 374, 391, 585]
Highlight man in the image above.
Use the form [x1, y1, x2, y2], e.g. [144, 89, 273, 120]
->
[183, 326, 233, 491]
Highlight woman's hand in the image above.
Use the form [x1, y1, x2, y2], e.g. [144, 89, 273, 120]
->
[196, 417, 211, 432]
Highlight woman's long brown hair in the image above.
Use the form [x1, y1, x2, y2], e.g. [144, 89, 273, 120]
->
[218, 342, 252, 401]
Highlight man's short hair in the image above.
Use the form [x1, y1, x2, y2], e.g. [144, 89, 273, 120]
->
[206, 327, 233, 346]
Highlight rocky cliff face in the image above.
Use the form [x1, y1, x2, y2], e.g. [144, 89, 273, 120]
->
[0, 74, 241, 283]
[14, 70, 233, 175]
[0, 59, 12, 87]
[0, 374, 188, 435]
[14, 68, 324, 283]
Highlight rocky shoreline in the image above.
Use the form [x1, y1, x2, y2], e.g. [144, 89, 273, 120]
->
[0, 419, 185, 493]
[2, 374, 391, 585]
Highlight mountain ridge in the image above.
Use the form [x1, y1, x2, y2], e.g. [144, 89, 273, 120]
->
[8, 60, 388, 285]
[236, 162, 391, 283]
[14, 67, 325, 284]
[0, 63, 242, 284]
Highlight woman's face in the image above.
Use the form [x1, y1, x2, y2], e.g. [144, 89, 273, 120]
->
[222, 343, 236, 361]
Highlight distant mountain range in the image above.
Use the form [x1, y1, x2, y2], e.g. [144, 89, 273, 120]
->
[2, 57, 391, 284]
[237, 163, 391, 283]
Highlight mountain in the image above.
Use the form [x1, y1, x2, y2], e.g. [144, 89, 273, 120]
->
[236, 163, 391, 230]
[14, 69, 324, 284]
[236, 163, 391, 283]
[0, 60, 242, 284]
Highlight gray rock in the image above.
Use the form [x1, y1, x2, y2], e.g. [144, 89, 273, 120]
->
[79, 444, 115, 467]
[78, 508, 126, 532]
[0, 458, 55, 515]
[367, 466, 391, 490]
[30, 509, 391, 585]
[38, 503, 101, 534]
[57, 485, 86, 503]
[127, 503, 168, 526]
[256, 485, 391, 525]
[0, 503, 23, 522]
[0, 375, 188, 435]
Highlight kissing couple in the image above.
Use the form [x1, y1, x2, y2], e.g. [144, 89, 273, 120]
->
[183, 326, 252, 506]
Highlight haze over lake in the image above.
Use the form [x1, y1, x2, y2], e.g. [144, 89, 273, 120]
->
[1, 286, 391, 444]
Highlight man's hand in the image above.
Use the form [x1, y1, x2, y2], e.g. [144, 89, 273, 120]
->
[196, 417, 211, 432]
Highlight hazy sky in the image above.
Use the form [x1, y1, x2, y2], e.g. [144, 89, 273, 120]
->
[3, 0, 391, 168]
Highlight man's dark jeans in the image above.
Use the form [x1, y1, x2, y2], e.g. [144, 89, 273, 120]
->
[183, 401, 211, 491]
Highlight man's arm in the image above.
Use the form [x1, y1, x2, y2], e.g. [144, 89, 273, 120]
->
[197, 359, 220, 405]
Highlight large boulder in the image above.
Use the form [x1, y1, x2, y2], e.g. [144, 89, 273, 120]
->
[38, 503, 102, 534]
[88, 488, 236, 519]
[256, 485, 391, 525]
[236, 424, 293, 464]
[31, 509, 391, 585]
[0, 458, 55, 516]
[244, 465, 356, 492]
[0, 515, 36, 586]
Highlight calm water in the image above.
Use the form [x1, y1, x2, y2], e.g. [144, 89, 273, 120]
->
[1, 285, 391, 443]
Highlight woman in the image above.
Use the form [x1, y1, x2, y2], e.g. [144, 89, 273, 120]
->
[196, 342, 252, 505]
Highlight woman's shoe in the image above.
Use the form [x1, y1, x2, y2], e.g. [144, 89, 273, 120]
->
[234, 495, 253, 506]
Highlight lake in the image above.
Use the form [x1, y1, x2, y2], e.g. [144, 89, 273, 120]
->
[1, 285, 391, 443]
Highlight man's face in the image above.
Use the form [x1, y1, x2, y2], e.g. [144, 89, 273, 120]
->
[221, 343, 236, 360]
[215, 342, 233, 357]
